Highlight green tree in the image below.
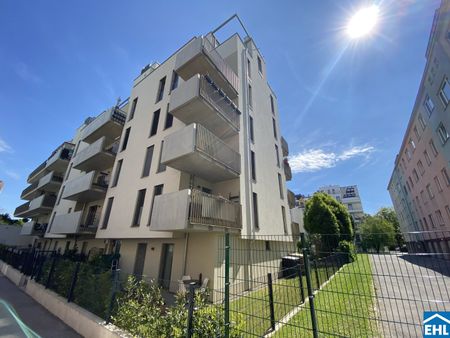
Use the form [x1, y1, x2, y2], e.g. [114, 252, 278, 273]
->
[304, 192, 353, 251]
[360, 216, 395, 253]
[376, 207, 404, 248]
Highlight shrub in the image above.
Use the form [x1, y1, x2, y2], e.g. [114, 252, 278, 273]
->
[337, 240, 357, 263]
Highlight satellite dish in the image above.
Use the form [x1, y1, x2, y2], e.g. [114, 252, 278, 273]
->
[0, 180, 3, 193]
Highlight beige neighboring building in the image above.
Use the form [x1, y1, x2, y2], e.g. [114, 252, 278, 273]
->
[15, 16, 294, 295]
[388, 0, 450, 254]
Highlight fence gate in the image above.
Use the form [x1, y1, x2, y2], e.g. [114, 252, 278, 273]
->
[217, 231, 450, 337]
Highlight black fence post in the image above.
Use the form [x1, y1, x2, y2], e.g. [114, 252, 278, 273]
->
[313, 259, 320, 288]
[297, 264, 305, 303]
[35, 255, 45, 282]
[67, 262, 81, 302]
[224, 233, 230, 338]
[106, 266, 120, 323]
[186, 282, 196, 338]
[301, 233, 319, 338]
[267, 273, 276, 332]
[45, 256, 57, 289]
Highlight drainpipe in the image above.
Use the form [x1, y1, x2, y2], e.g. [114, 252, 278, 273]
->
[183, 233, 189, 275]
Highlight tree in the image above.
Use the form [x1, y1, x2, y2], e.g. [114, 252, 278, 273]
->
[376, 207, 404, 248]
[304, 192, 354, 251]
[0, 213, 27, 226]
[360, 216, 395, 253]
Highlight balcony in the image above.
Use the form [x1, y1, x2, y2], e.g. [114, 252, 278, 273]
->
[20, 221, 47, 236]
[72, 137, 117, 172]
[50, 211, 98, 235]
[62, 171, 108, 202]
[284, 159, 292, 181]
[14, 194, 56, 218]
[81, 107, 127, 144]
[281, 137, 289, 157]
[27, 161, 47, 184]
[175, 36, 239, 99]
[150, 189, 241, 232]
[21, 181, 39, 200]
[21, 171, 64, 200]
[169, 75, 240, 137]
[14, 202, 30, 218]
[162, 124, 240, 182]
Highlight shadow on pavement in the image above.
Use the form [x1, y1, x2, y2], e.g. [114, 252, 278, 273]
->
[399, 254, 450, 277]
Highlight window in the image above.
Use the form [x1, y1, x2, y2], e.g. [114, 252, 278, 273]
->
[409, 138, 416, 151]
[413, 169, 419, 182]
[252, 192, 259, 229]
[405, 148, 412, 161]
[170, 72, 179, 91]
[436, 210, 445, 226]
[121, 127, 131, 151]
[428, 214, 436, 227]
[435, 176, 443, 192]
[406, 181, 411, 192]
[148, 184, 163, 225]
[281, 206, 287, 234]
[424, 150, 431, 166]
[112, 159, 123, 187]
[423, 217, 428, 229]
[247, 58, 251, 78]
[164, 104, 173, 129]
[270, 95, 275, 114]
[249, 116, 254, 143]
[250, 151, 256, 181]
[156, 76, 166, 102]
[132, 189, 147, 226]
[248, 84, 253, 107]
[417, 160, 425, 175]
[265, 241, 270, 251]
[424, 95, 435, 116]
[142, 146, 154, 177]
[446, 205, 450, 221]
[275, 144, 280, 167]
[426, 183, 435, 199]
[257, 56, 263, 74]
[278, 173, 284, 199]
[437, 122, 449, 144]
[408, 176, 414, 189]
[149, 109, 160, 137]
[101, 197, 114, 229]
[429, 139, 438, 157]
[272, 118, 277, 139]
[439, 78, 450, 106]
[129, 97, 138, 121]
[441, 167, 450, 186]
[414, 126, 421, 140]
[418, 114, 426, 130]
[57, 186, 65, 205]
[157, 141, 166, 173]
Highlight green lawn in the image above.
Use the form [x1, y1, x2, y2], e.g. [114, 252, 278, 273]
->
[274, 254, 379, 337]
[229, 265, 334, 337]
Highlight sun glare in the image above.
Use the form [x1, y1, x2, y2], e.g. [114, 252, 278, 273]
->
[347, 5, 380, 39]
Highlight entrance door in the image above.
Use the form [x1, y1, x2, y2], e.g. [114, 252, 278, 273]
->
[159, 244, 174, 289]
[133, 243, 147, 279]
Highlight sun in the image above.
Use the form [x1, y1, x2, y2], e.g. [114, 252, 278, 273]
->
[346, 5, 380, 39]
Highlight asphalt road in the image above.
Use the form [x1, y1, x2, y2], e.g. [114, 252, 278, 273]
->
[0, 273, 80, 338]
[370, 253, 450, 337]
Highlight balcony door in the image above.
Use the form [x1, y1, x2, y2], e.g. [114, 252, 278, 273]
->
[133, 243, 147, 279]
[85, 205, 98, 226]
[159, 243, 174, 289]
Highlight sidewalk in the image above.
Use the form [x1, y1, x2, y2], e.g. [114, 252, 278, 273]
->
[0, 273, 80, 338]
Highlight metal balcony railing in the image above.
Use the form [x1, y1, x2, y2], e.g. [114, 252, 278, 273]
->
[82, 107, 126, 140]
[200, 75, 240, 131]
[189, 189, 241, 229]
[195, 124, 240, 174]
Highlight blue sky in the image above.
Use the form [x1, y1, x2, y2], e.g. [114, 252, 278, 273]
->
[0, 0, 441, 216]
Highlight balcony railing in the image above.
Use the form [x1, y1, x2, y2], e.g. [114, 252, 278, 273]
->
[150, 189, 242, 232]
[81, 107, 127, 144]
[27, 161, 46, 183]
[14, 202, 30, 217]
[50, 211, 98, 235]
[72, 136, 117, 171]
[284, 159, 292, 181]
[29, 194, 57, 210]
[162, 123, 240, 182]
[21, 181, 39, 199]
[62, 171, 109, 202]
[20, 221, 47, 236]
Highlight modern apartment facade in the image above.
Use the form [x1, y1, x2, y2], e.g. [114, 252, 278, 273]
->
[14, 17, 293, 294]
[388, 0, 450, 254]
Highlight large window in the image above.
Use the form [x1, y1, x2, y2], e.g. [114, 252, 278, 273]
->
[417, 160, 425, 175]
[439, 78, 450, 107]
[429, 139, 439, 157]
[426, 183, 435, 200]
[142, 146, 154, 177]
[157, 141, 166, 173]
[442, 167, 450, 186]
[281, 206, 287, 234]
[101, 197, 114, 229]
[148, 184, 164, 225]
[272, 118, 278, 139]
[170, 72, 179, 91]
[121, 127, 131, 151]
[252, 192, 259, 229]
[248, 84, 253, 107]
[257, 56, 263, 74]
[437, 122, 449, 145]
[424, 95, 435, 116]
[247, 58, 251, 78]
[275, 144, 280, 167]
[418, 114, 426, 130]
[112, 159, 123, 187]
[435, 210, 444, 226]
[249, 116, 254, 143]
[156, 76, 166, 102]
[250, 151, 256, 181]
[132, 189, 147, 226]
[129, 97, 138, 121]
[434, 176, 443, 192]
[278, 173, 284, 199]
[405, 148, 412, 161]
[270, 95, 275, 114]
[409, 138, 416, 152]
[413, 169, 419, 182]
[164, 104, 173, 129]
[149, 109, 161, 137]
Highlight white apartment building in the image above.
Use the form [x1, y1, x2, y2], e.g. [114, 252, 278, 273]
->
[15, 17, 294, 294]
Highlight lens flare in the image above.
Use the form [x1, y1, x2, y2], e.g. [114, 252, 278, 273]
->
[347, 5, 380, 39]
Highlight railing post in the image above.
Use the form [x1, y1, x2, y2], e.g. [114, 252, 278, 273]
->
[313, 259, 320, 288]
[297, 263, 305, 303]
[224, 233, 230, 338]
[45, 256, 58, 289]
[67, 262, 81, 302]
[186, 282, 196, 338]
[267, 273, 276, 332]
[301, 233, 319, 338]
